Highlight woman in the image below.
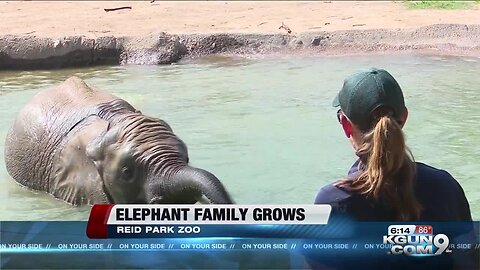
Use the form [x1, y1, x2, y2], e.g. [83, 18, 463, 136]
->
[315, 68, 472, 222]
[308, 68, 475, 270]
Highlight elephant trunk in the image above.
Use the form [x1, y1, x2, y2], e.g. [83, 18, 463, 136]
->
[168, 166, 234, 204]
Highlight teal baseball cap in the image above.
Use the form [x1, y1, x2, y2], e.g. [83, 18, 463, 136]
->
[332, 68, 405, 131]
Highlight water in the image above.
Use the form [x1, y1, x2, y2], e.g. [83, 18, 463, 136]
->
[0, 54, 479, 220]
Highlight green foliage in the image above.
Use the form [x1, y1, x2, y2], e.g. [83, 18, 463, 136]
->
[405, 0, 477, 9]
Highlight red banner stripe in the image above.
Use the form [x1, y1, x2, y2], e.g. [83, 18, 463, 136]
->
[86, 204, 114, 239]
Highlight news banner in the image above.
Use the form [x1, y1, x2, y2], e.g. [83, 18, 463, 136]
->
[1, 205, 479, 269]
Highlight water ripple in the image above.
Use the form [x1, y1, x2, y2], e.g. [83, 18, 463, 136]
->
[1, 54, 480, 220]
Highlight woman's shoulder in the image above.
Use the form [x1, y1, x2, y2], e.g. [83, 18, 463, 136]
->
[414, 162, 472, 221]
[415, 162, 461, 187]
[415, 162, 451, 174]
[314, 182, 352, 204]
[314, 181, 393, 221]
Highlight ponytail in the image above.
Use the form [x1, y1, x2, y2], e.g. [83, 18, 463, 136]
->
[337, 114, 421, 221]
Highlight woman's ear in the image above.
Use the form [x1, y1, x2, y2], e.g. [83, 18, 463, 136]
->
[340, 115, 353, 138]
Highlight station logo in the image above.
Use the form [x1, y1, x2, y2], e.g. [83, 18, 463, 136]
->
[383, 225, 451, 256]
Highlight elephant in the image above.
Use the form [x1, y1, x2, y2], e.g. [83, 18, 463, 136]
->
[4, 76, 234, 205]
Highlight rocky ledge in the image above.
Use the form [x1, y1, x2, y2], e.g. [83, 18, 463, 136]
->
[1, 24, 480, 70]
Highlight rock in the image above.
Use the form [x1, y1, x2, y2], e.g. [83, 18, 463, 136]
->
[188, 34, 244, 55]
[120, 34, 187, 65]
[1, 24, 480, 70]
[0, 35, 95, 70]
[311, 36, 323, 46]
[93, 36, 123, 65]
[156, 37, 187, 64]
[0, 33, 188, 69]
[287, 37, 304, 48]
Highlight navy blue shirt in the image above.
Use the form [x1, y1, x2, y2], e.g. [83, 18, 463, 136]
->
[315, 160, 472, 221]
[307, 161, 475, 270]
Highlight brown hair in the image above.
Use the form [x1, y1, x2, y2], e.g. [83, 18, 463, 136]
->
[336, 113, 421, 221]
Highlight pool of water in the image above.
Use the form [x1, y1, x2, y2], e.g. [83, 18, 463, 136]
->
[0, 54, 479, 220]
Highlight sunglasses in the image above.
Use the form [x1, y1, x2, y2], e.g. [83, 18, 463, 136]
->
[336, 109, 342, 123]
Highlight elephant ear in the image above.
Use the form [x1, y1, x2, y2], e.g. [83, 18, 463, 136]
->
[86, 122, 117, 168]
[50, 117, 112, 205]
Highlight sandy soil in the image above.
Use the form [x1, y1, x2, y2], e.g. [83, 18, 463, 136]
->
[1, 1, 480, 38]
[2, 1, 480, 70]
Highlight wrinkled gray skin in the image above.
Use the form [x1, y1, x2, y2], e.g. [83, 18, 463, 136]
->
[4, 77, 234, 205]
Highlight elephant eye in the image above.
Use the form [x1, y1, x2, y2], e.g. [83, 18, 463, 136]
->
[120, 166, 134, 182]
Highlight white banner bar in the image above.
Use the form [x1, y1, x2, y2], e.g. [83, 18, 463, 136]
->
[107, 205, 331, 225]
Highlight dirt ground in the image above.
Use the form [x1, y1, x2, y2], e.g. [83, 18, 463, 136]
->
[1, 1, 480, 38]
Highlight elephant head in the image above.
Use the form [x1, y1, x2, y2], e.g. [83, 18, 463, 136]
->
[84, 99, 234, 205]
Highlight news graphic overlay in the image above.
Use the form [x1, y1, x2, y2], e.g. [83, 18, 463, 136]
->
[86, 204, 332, 238]
[383, 225, 451, 256]
[1, 217, 478, 269]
